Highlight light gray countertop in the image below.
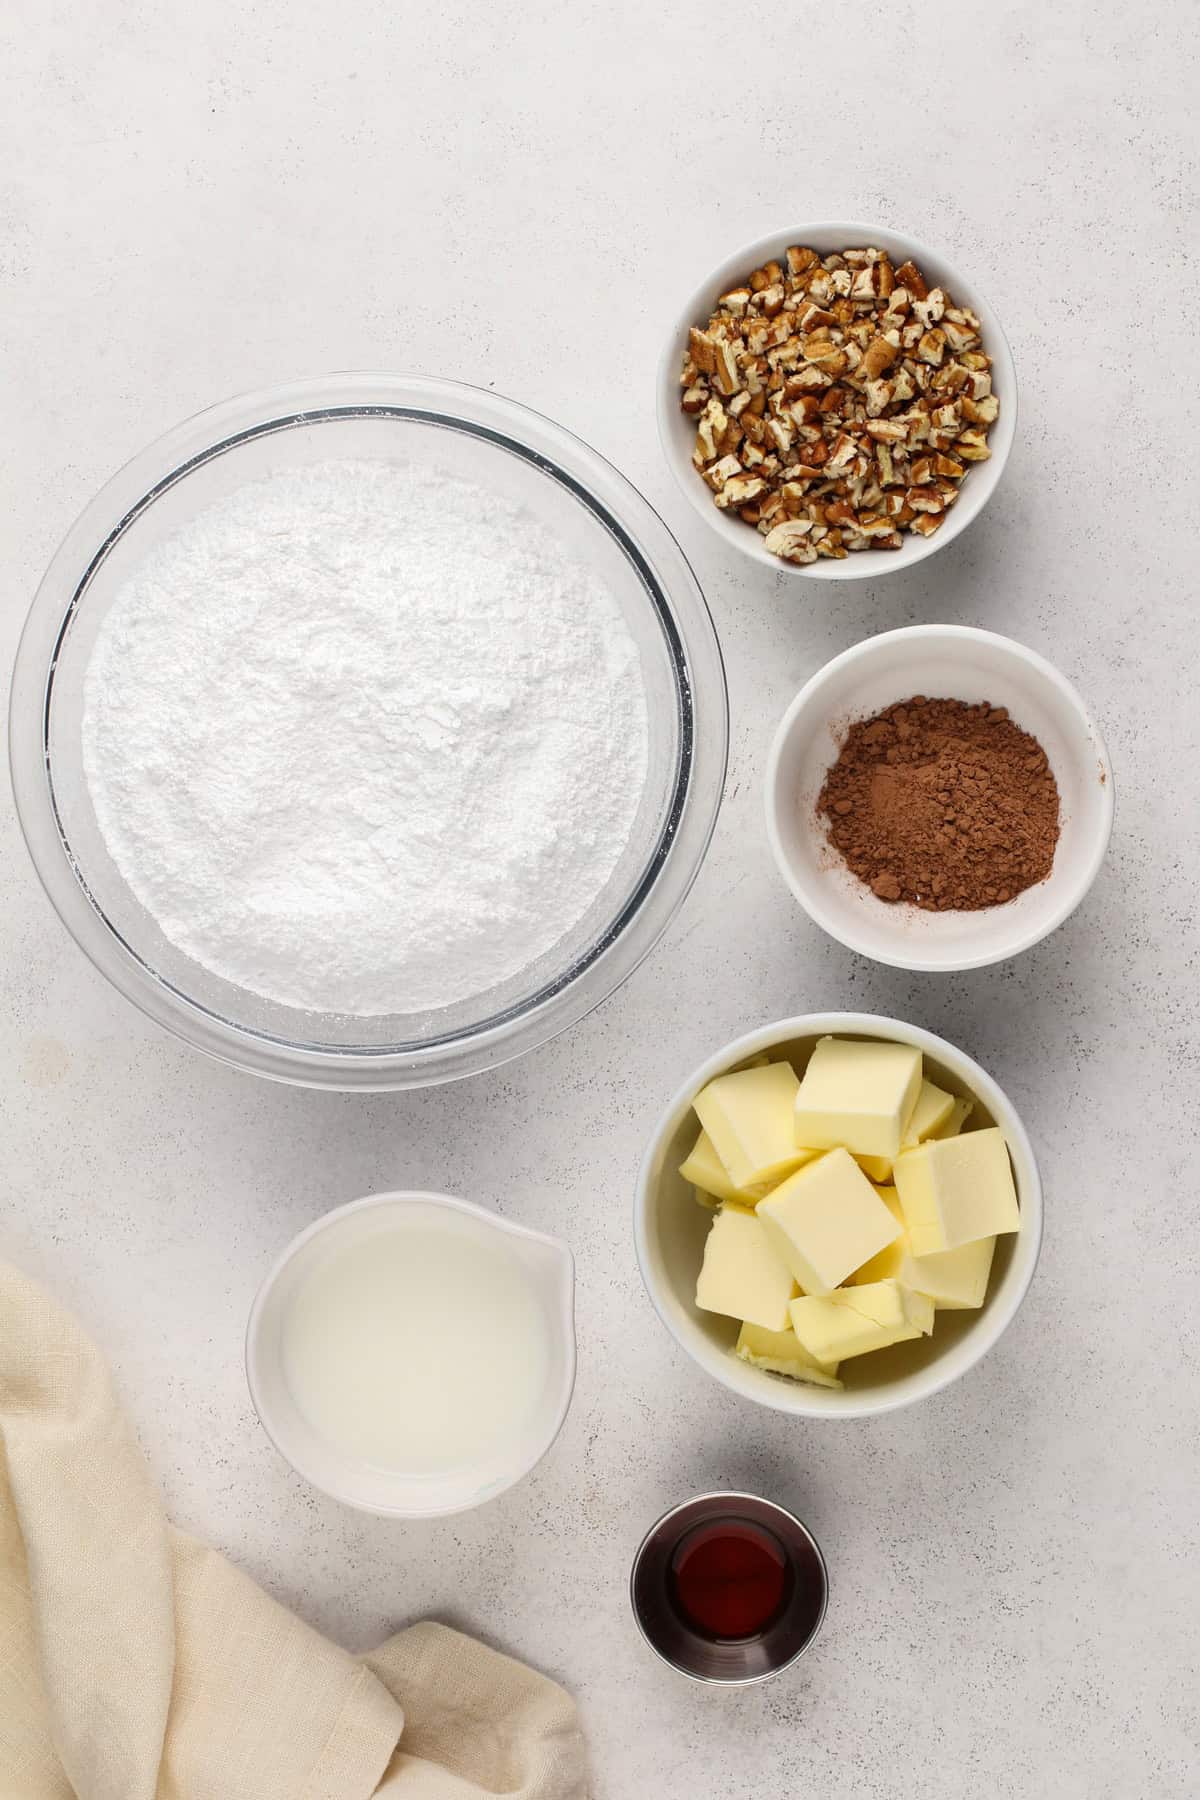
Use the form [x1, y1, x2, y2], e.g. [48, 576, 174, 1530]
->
[2, 3, 1197, 1794]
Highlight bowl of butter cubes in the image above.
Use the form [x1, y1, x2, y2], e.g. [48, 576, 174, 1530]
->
[634, 1012, 1042, 1417]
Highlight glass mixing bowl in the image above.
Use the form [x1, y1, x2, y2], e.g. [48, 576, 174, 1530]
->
[10, 374, 727, 1089]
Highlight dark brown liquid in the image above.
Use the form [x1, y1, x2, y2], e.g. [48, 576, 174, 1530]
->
[668, 1517, 794, 1641]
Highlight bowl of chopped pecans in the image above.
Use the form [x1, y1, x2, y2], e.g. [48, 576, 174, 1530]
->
[657, 224, 1016, 577]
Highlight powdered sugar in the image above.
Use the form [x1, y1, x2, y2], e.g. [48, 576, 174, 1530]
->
[81, 458, 650, 1015]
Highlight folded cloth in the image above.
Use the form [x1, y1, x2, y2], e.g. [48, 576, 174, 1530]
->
[0, 1261, 587, 1799]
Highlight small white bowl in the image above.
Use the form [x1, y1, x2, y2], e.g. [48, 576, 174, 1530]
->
[634, 1014, 1042, 1420]
[246, 1190, 576, 1517]
[657, 221, 1016, 579]
[765, 625, 1114, 971]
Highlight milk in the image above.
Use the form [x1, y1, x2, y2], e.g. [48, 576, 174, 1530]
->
[281, 1220, 551, 1474]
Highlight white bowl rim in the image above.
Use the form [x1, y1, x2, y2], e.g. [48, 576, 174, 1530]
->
[656, 219, 1017, 580]
[633, 1011, 1043, 1420]
[764, 624, 1116, 971]
[245, 1188, 577, 1518]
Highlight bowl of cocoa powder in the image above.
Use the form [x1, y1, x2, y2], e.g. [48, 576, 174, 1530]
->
[765, 625, 1114, 970]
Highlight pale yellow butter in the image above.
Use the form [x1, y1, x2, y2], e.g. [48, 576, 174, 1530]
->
[794, 1036, 923, 1160]
[789, 1279, 934, 1362]
[928, 1095, 974, 1139]
[854, 1153, 894, 1183]
[912, 1236, 997, 1310]
[901, 1079, 957, 1147]
[851, 1187, 997, 1309]
[679, 1129, 765, 1208]
[876, 1087, 965, 1172]
[734, 1322, 842, 1388]
[893, 1126, 1020, 1255]
[836, 1277, 935, 1336]
[757, 1148, 900, 1296]
[695, 1204, 795, 1331]
[693, 1061, 814, 1189]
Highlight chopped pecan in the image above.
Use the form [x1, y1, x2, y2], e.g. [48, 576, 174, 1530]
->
[763, 519, 818, 563]
[861, 336, 899, 380]
[955, 428, 992, 460]
[712, 338, 741, 395]
[961, 393, 1000, 425]
[917, 328, 947, 366]
[786, 245, 820, 277]
[688, 327, 718, 375]
[892, 259, 928, 299]
[715, 473, 768, 510]
[905, 486, 944, 513]
[702, 453, 743, 491]
[866, 417, 907, 442]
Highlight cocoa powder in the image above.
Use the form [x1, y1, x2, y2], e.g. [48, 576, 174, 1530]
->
[817, 696, 1060, 909]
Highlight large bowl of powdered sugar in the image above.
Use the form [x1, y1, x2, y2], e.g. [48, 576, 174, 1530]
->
[11, 374, 727, 1087]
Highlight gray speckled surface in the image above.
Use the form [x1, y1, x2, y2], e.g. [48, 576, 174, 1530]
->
[2, 3, 1198, 1794]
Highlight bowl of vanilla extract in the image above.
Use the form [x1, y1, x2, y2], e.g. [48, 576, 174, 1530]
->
[630, 1491, 828, 1684]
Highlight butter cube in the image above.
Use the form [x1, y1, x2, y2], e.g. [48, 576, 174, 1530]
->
[789, 1280, 934, 1363]
[756, 1148, 900, 1296]
[851, 1187, 997, 1309]
[695, 1204, 795, 1331]
[911, 1237, 997, 1310]
[693, 1061, 814, 1189]
[901, 1079, 957, 1147]
[854, 1153, 894, 1183]
[893, 1126, 1020, 1255]
[794, 1036, 923, 1160]
[734, 1322, 842, 1389]
[928, 1095, 974, 1139]
[858, 1078, 966, 1173]
[679, 1129, 768, 1208]
[836, 1278, 935, 1336]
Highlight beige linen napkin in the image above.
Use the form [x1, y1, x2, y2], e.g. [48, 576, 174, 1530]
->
[0, 1260, 587, 1800]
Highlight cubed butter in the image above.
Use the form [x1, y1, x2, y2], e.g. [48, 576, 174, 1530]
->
[693, 1061, 814, 1189]
[851, 1187, 997, 1309]
[835, 1277, 935, 1336]
[756, 1147, 900, 1296]
[734, 1322, 842, 1389]
[679, 1129, 766, 1208]
[901, 1079, 957, 1147]
[789, 1279, 934, 1362]
[854, 1153, 894, 1183]
[872, 1092, 967, 1173]
[794, 1036, 923, 1160]
[911, 1236, 997, 1310]
[893, 1126, 1020, 1255]
[928, 1095, 973, 1139]
[695, 1204, 795, 1331]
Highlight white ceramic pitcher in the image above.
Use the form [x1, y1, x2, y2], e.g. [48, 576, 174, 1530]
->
[246, 1190, 576, 1517]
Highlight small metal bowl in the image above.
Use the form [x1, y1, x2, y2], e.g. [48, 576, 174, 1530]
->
[630, 1491, 828, 1684]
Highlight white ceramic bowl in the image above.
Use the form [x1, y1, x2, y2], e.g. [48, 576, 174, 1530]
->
[657, 222, 1016, 579]
[634, 1014, 1042, 1420]
[246, 1190, 576, 1517]
[766, 625, 1114, 971]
